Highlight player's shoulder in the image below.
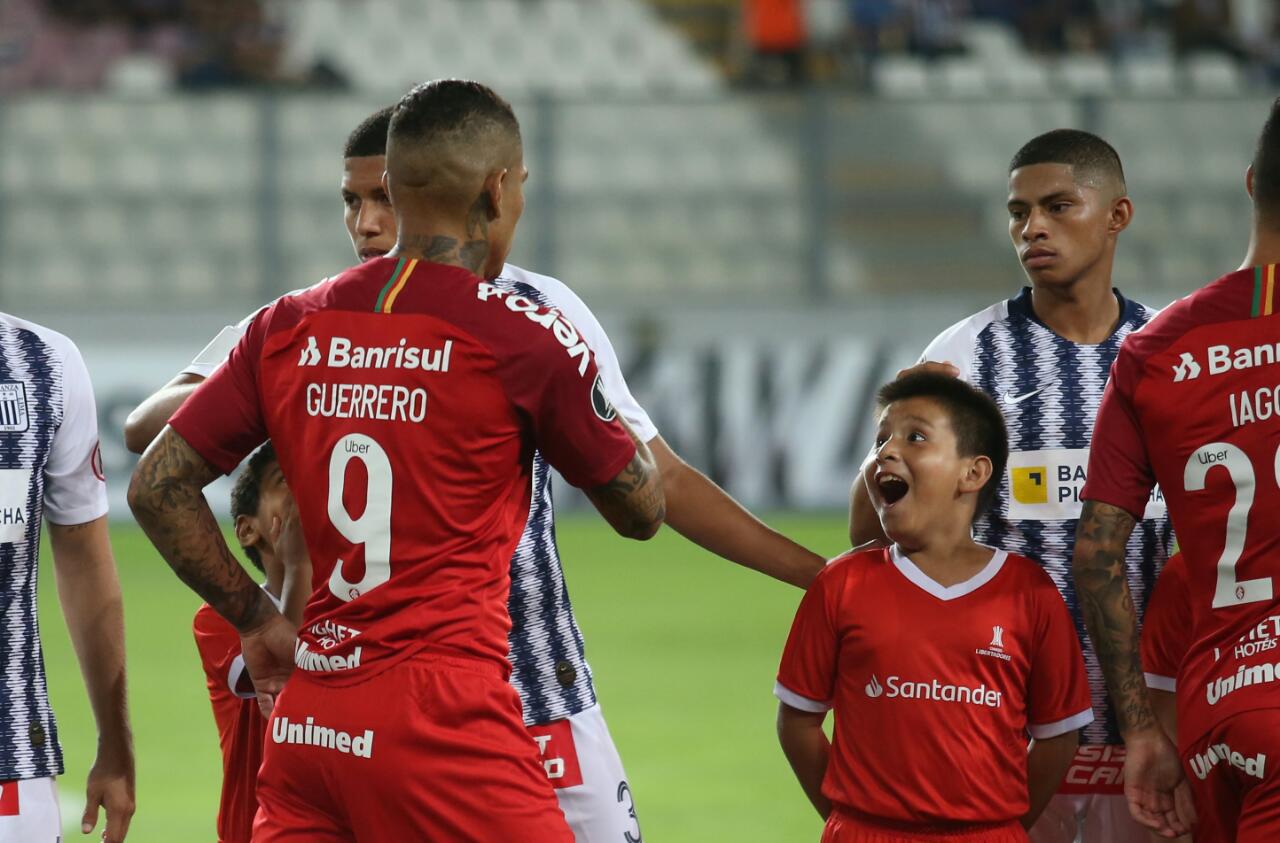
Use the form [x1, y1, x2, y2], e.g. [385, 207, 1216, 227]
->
[1122, 266, 1257, 362]
[0, 312, 82, 366]
[496, 263, 609, 337]
[921, 297, 1014, 374]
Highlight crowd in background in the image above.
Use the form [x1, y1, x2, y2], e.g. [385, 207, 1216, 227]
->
[0, 0, 342, 92]
[742, 0, 1280, 86]
[1, 0, 1277, 93]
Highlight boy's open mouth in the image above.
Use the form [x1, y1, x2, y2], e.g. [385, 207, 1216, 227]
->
[876, 473, 909, 506]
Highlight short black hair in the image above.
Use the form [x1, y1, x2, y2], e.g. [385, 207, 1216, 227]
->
[1253, 97, 1280, 226]
[344, 106, 393, 159]
[1009, 128, 1126, 194]
[876, 373, 1009, 517]
[229, 441, 277, 573]
[388, 79, 520, 164]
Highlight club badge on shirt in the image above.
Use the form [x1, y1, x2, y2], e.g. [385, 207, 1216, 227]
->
[0, 381, 28, 433]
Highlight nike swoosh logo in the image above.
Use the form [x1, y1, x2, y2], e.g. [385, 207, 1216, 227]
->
[1002, 387, 1046, 405]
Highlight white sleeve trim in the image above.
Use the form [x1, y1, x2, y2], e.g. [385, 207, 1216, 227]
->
[1028, 707, 1094, 740]
[227, 654, 255, 700]
[917, 300, 1009, 384]
[1144, 672, 1177, 692]
[773, 681, 831, 713]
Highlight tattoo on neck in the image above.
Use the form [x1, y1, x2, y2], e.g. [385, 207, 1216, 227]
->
[399, 233, 489, 275]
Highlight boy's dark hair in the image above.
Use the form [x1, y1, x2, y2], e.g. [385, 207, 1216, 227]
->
[1009, 128, 1126, 194]
[1253, 97, 1280, 227]
[876, 372, 1009, 517]
[344, 106, 393, 159]
[229, 442, 277, 573]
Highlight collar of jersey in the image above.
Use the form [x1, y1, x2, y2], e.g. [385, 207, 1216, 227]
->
[889, 545, 1007, 601]
[1009, 286, 1137, 343]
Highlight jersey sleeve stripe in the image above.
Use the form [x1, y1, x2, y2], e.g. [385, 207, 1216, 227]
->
[226, 654, 255, 700]
[1143, 672, 1177, 692]
[1028, 707, 1094, 740]
[773, 681, 831, 713]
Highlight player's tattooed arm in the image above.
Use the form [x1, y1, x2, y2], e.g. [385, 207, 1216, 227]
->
[585, 417, 665, 540]
[1072, 500, 1154, 735]
[128, 427, 277, 633]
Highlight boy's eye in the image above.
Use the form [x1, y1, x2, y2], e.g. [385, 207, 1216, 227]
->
[874, 436, 887, 448]
[908, 431, 926, 443]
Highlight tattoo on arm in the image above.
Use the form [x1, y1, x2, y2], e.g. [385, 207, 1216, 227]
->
[128, 429, 274, 632]
[585, 421, 665, 539]
[1073, 500, 1152, 735]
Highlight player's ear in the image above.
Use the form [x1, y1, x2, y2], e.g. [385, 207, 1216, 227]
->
[234, 514, 261, 553]
[1247, 164, 1256, 200]
[959, 455, 993, 496]
[1108, 195, 1134, 236]
[482, 169, 506, 222]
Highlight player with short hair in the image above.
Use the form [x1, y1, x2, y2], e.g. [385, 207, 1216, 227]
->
[129, 79, 664, 841]
[780, 372, 1092, 841]
[193, 441, 308, 843]
[126, 103, 825, 839]
[0, 313, 135, 842]
[1076, 97, 1280, 841]
[850, 128, 1174, 843]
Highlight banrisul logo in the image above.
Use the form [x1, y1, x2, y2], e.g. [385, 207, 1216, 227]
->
[1172, 352, 1201, 382]
[864, 675, 884, 698]
[299, 336, 322, 366]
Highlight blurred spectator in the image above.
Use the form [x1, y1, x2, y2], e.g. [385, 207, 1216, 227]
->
[1172, 0, 1245, 58]
[742, 0, 809, 85]
[175, 0, 285, 89]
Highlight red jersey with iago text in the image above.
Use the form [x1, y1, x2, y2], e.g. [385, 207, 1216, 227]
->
[1083, 264, 1280, 747]
[170, 257, 636, 684]
[775, 546, 1092, 826]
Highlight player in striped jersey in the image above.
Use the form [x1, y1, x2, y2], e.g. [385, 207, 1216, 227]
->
[0, 314, 134, 842]
[850, 130, 1174, 843]
[126, 106, 824, 840]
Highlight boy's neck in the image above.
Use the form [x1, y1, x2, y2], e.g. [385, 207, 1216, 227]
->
[894, 526, 992, 588]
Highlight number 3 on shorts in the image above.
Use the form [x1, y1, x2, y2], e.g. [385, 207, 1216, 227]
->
[327, 433, 393, 602]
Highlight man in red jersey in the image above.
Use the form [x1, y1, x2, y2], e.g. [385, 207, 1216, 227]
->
[193, 442, 308, 843]
[129, 79, 664, 841]
[1140, 552, 1192, 742]
[1076, 97, 1280, 842]
[778, 373, 1091, 842]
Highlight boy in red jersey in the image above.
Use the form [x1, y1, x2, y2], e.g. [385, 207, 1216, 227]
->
[1075, 97, 1280, 842]
[193, 442, 308, 843]
[777, 372, 1092, 842]
[129, 79, 664, 841]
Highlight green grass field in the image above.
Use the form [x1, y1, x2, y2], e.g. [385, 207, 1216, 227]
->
[39, 514, 849, 842]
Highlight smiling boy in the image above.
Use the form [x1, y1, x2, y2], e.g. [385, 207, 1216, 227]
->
[778, 373, 1092, 842]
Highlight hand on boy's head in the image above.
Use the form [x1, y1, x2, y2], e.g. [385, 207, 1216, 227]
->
[896, 360, 959, 380]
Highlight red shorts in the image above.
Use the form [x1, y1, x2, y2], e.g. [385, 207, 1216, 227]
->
[252, 652, 572, 842]
[822, 807, 1028, 842]
[1182, 709, 1280, 843]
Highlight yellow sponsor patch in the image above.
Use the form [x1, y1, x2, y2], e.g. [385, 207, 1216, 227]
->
[1011, 466, 1049, 505]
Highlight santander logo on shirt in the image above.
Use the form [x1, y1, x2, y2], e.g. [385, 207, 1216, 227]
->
[864, 673, 1003, 708]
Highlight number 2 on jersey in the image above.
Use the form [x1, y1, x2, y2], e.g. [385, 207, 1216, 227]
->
[327, 433, 392, 601]
[1185, 442, 1277, 609]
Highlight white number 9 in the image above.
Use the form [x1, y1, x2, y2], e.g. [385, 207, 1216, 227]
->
[327, 434, 393, 602]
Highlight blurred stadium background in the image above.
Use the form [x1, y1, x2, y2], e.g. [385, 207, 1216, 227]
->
[4, 0, 1277, 839]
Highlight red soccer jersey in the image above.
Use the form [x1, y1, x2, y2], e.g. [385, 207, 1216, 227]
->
[193, 604, 264, 843]
[1141, 551, 1193, 693]
[775, 546, 1093, 826]
[1083, 264, 1280, 746]
[170, 257, 636, 682]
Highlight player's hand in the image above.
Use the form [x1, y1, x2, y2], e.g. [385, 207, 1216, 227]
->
[240, 609, 297, 718]
[895, 359, 960, 380]
[82, 741, 135, 842]
[1123, 729, 1196, 837]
